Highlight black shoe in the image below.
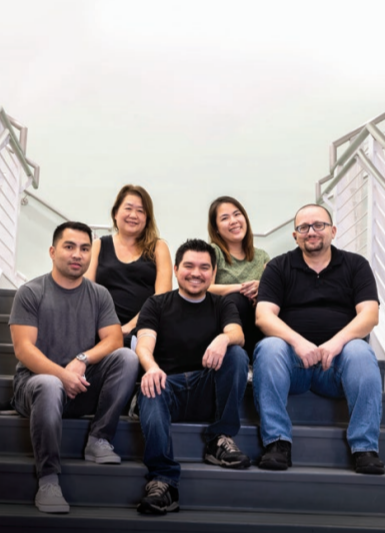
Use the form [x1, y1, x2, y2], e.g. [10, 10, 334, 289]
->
[137, 480, 179, 515]
[258, 440, 292, 470]
[353, 452, 385, 475]
[205, 435, 251, 469]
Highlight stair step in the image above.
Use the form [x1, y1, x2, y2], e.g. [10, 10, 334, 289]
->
[1, 458, 385, 515]
[0, 344, 17, 375]
[0, 290, 15, 315]
[0, 315, 11, 344]
[1, 379, 385, 427]
[0, 416, 384, 467]
[1, 504, 385, 533]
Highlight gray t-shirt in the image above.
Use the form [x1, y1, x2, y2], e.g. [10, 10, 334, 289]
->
[9, 273, 119, 371]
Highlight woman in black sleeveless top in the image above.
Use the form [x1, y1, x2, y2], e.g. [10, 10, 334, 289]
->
[85, 185, 172, 348]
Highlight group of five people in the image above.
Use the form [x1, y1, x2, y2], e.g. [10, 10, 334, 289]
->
[8, 185, 384, 516]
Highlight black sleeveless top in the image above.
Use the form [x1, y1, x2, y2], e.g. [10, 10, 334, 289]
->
[95, 235, 156, 325]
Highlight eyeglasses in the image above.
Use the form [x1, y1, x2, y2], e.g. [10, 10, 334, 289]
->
[295, 222, 332, 234]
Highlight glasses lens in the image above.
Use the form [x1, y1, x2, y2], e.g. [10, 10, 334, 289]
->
[297, 224, 309, 233]
[313, 222, 325, 231]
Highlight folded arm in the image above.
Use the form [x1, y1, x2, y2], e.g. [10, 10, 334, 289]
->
[202, 323, 244, 371]
[255, 301, 322, 368]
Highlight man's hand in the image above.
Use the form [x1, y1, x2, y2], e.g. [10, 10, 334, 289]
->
[292, 338, 322, 369]
[319, 338, 345, 371]
[202, 334, 229, 371]
[141, 366, 167, 398]
[65, 358, 87, 376]
[60, 369, 90, 399]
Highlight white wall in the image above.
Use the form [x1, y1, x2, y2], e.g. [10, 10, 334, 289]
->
[2, 0, 385, 279]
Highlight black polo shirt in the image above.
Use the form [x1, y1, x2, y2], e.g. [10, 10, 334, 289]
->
[257, 246, 379, 345]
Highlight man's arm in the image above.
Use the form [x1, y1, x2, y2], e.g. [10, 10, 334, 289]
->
[10, 324, 89, 399]
[202, 323, 244, 371]
[255, 301, 322, 369]
[65, 323, 123, 376]
[319, 300, 379, 370]
[136, 328, 166, 398]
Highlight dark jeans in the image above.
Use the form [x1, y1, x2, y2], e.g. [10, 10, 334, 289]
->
[137, 345, 249, 487]
[224, 293, 263, 360]
[13, 348, 139, 478]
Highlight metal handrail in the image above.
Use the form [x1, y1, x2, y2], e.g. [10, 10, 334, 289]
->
[256, 115, 385, 240]
[253, 216, 293, 238]
[0, 107, 40, 188]
[24, 190, 113, 233]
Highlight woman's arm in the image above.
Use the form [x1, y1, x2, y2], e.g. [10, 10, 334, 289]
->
[84, 238, 102, 281]
[208, 283, 242, 296]
[122, 240, 172, 336]
[154, 239, 173, 294]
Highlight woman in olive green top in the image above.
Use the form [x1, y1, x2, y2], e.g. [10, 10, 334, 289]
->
[208, 196, 269, 359]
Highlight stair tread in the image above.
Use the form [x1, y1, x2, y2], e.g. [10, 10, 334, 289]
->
[1, 503, 385, 529]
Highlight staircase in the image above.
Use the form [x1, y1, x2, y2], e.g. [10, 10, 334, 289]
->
[2, 290, 385, 532]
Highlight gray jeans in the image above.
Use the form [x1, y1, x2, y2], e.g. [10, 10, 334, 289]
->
[12, 348, 139, 478]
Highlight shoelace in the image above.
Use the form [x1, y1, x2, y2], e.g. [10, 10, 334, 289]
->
[39, 484, 63, 496]
[145, 480, 168, 497]
[217, 435, 240, 453]
[96, 439, 115, 450]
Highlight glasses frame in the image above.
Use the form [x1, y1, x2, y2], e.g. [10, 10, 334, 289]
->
[295, 222, 333, 234]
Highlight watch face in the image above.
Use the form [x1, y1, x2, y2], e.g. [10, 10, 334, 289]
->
[77, 354, 87, 362]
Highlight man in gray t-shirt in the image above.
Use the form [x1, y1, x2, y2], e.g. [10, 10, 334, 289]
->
[9, 222, 139, 514]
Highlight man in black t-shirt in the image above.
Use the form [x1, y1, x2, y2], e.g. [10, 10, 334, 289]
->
[135, 239, 250, 515]
[253, 204, 384, 475]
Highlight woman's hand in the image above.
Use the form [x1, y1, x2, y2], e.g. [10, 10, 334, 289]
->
[240, 280, 260, 300]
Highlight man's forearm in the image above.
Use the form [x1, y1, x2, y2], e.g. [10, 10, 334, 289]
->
[256, 312, 306, 347]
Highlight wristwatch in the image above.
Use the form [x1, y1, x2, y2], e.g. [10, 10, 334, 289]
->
[76, 353, 89, 365]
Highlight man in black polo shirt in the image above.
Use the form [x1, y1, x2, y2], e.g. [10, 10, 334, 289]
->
[253, 204, 384, 475]
[135, 239, 250, 515]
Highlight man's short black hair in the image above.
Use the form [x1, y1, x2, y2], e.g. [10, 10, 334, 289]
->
[175, 239, 216, 269]
[52, 221, 93, 246]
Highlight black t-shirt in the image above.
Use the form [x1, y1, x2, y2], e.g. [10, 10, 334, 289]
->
[257, 246, 379, 346]
[137, 290, 242, 375]
[95, 235, 156, 324]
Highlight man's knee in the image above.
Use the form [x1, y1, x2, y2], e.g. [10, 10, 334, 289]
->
[108, 347, 139, 373]
[221, 345, 248, 373]
[30, 375, 65, 403]
[253, 337, 289, 366]
[338, 339, 381, 383]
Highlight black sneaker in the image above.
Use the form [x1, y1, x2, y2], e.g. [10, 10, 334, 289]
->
[258, 440, 292, 470]
[205, 435, 251, 469]
[353, 452, 385, 475]
[137, 480, 180, 515]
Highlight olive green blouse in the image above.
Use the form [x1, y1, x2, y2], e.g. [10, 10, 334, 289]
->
[212, 243, 270, 284]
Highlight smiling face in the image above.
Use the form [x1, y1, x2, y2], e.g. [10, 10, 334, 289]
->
[49, 228, 92, 286]
[293, 206, 336, 256]
[215, 202, 247, 245]
[174, 250, 214, 300]
[114, 194, 147, 237]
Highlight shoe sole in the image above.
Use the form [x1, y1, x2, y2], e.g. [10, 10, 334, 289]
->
[356, 466, 385, 475]
[35, 502, 70, 513]
[204, 454, 251, 469]
[84, 454, 121, 464]
[258, 459, 291, 471]
[137, 501, 180, 514]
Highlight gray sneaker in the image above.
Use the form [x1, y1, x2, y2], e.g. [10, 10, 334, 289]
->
[84, 438, 121, 464]
[35, 484, 70, 513]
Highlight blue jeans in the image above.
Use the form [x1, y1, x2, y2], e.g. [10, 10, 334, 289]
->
[137, 345, 249, 487]
[13, 348, 139, 478]
[253, 337, 382, 453]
